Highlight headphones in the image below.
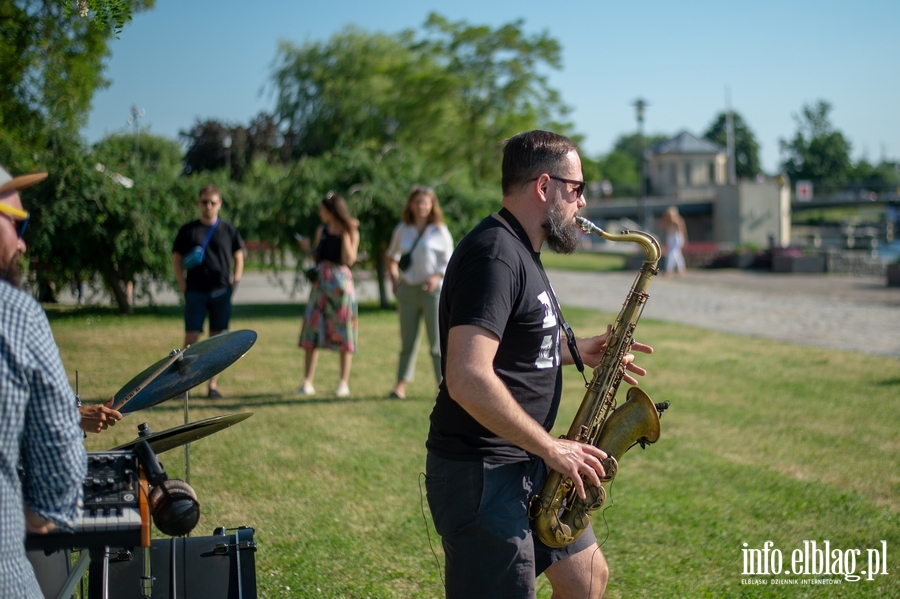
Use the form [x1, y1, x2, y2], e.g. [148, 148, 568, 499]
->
[133, 440, 200, 537]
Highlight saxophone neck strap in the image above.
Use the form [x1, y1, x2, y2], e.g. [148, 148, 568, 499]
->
[494, 208, 585, 376]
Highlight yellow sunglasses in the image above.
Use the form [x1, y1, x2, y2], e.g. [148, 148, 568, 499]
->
[0, 203, 30, 238]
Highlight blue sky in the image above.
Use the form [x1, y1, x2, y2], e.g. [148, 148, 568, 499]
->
[83, 0, 900, 175]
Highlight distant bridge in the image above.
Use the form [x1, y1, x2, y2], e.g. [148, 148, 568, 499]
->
[584, 190, 899, 222]
[791, 190, 899, 211]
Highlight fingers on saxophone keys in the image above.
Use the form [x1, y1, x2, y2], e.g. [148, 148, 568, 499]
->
[581, 447, 608, 485]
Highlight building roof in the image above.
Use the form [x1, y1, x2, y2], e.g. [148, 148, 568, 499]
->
[652, 131, 725, 155]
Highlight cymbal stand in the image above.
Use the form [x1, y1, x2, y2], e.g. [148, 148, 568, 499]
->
[183, 388, 191, 486]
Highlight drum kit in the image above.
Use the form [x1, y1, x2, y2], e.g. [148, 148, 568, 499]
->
[31, 329, 259, 599]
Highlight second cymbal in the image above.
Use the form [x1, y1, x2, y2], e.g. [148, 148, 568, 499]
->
[113, 412, 253, 454]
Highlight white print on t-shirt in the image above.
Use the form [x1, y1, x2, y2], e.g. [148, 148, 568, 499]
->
[537, 291, 557, 328]
[536, 291, 559, 369]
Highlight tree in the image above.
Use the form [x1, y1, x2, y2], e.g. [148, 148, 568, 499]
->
[4, 126, 191, 312]
[0, 0, 154, 146]
[598, 150, 640, 197]
[704, 111, 761, 179]
[181, 113, 283, 180]
[596, 133, 669, 197]
[414, 13, 572, 182]
[94, 129, 183, 175]
[271, 27, 419, 159]
[779, 100, 853, 185]
[60, 0, 133, 34]
[851, 159, 900, 190]
[269, 13, 572, 185]
[612, 132, 670, 167]
[181, 119, 244, 179]
[0, 0, 160, 311]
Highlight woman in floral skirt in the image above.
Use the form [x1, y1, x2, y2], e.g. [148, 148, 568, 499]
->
[296, 192, 360, 397]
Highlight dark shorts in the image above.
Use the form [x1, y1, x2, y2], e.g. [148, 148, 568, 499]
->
[425, 452, 597, 599]
[184, 288, 233, 333]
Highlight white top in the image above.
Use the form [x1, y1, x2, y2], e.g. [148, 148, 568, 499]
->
[387, 222, 454, 286]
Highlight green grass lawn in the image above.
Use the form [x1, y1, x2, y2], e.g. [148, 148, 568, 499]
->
[48, 298, 900, 598]
[540, 250, 627, 272]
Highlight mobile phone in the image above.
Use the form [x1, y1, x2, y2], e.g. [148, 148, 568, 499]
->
[294, 232, 305, 241]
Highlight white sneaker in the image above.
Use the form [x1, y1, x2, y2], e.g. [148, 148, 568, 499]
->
[335, 382, 350, 397]
[297, 381, 315, 395]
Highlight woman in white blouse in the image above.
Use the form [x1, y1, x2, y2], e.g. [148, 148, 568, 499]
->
[385, 186, 454, 399]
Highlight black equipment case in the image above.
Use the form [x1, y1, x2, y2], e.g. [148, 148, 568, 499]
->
[88, 527, 257, 599]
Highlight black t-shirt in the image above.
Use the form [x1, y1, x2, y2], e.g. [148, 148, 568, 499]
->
[172, 219, 244, 292]
[426, 212, 563, 463]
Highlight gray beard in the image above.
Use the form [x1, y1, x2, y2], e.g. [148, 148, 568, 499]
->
[0, 252, 22, 288]
[0, 260, 21, 287]
[543, 195, 580, 254]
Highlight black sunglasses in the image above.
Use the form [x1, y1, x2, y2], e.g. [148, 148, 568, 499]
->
[529, 175, 585, 197]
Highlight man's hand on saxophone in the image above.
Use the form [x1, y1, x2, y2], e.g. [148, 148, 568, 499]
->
[541, 438, 610, 501]
[563, 324, 654, 386]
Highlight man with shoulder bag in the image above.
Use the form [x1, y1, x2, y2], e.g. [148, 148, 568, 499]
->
[173, 184, 244, 398]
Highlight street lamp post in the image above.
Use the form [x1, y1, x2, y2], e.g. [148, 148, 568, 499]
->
[632, 98, 648, 229]
[223, 135, 232, 179]
[127, 105, 145, 174]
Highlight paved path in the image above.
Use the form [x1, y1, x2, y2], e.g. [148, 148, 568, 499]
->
[62, 269, 900, 359]
[548, 269, 900, 359]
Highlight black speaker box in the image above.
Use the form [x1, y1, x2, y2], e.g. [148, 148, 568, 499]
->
[88, 527, 257, 599]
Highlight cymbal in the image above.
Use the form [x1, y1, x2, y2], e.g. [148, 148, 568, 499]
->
[112, 330, 258, 414]
[113, 412, 253, 454]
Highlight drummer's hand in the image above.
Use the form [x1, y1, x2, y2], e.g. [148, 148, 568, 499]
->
[25, 505, 55, 534]
[79, 398, 123, 434]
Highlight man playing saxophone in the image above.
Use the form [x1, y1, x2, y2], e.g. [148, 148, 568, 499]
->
[425, 130, 653, 599]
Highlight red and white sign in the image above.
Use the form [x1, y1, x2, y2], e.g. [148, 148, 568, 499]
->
[796, 180, 813, 201]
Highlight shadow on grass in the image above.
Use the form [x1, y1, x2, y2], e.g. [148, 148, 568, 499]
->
[45, 302, 392, 322]
[876, 377, 900, 386]
[139, 392, 409, 413]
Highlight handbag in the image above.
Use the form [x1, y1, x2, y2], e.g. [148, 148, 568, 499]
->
[398, 226, 426, 272]
[182, 219, 219, 270]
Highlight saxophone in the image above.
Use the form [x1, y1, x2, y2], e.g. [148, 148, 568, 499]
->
[530, 215, 669, 549]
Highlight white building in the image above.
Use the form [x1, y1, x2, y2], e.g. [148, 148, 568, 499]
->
[648, 131, 727, 199]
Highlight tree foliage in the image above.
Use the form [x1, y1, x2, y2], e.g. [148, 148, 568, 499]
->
[62, 0, 133, 34]
[269, 13, 572, 186]
[219, 145, 494, 308]
[0, 0, 153, 145]
[851, 159, 900, 189]
[779, 100, 853, 185]
[704, 111, 761, 179]
[413, 13, 571, 182]
[181, 113, 282, 180]
[590, 133, 669, 197]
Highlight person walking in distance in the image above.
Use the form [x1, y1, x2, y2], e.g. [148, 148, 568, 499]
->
[659, 205, 688, 275]
[172, 184, 244, 398]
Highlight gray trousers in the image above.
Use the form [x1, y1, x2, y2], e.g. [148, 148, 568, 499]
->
[425, 453, 598, 599]
[396, 282, 442, 384]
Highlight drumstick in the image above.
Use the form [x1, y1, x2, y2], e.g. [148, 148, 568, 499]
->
[113, 348, 185, 411]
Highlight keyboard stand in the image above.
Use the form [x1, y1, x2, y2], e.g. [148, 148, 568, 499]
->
[47, 548, 92, 599]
